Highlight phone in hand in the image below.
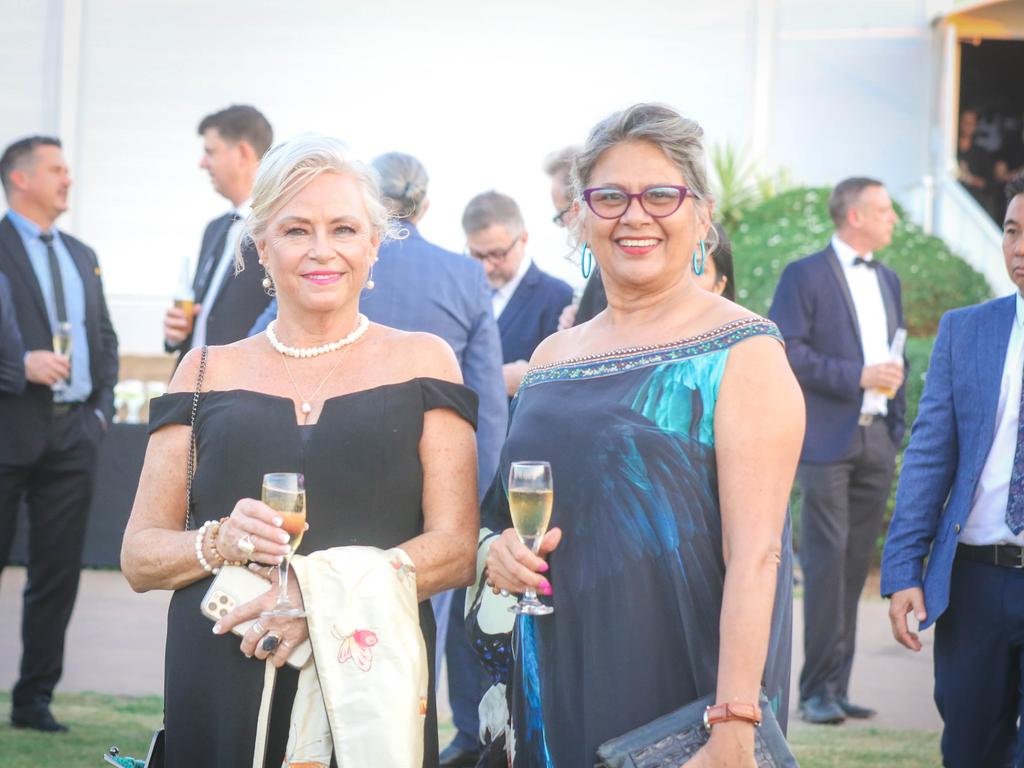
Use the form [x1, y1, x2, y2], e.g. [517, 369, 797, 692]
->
[200, 565, 312, 669]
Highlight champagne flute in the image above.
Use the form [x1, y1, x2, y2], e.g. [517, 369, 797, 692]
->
[52, 321, 72, 390]
[508, 461, 554, 616]
[261, 472, 306, 618]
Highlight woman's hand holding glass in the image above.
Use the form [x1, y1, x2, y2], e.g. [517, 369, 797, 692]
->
[485, 526, 562, 599]
[215, 498, 294, 566]
[212, 564, 309, 670]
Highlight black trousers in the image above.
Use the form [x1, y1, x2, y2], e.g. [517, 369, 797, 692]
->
[0, 404, 101, 709]
[797, 418, 897, 703]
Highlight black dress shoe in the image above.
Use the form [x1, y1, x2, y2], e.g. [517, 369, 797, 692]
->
[837, 696, 876, 719]
[11, 704, 69, 733]
[438, 742, 480, 767]
[799, 695, 846, 725]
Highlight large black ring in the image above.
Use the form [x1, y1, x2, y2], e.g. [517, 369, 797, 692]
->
[261, 633, 281, 653]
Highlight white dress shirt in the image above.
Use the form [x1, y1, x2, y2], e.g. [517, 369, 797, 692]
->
[833, 234, 890, 416]
[191, 200, 252, 349]
[491, 254, 532, 320]
[961, 292, 1024, 547]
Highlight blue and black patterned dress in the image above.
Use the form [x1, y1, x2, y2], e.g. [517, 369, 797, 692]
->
[468, 317, 793, 767]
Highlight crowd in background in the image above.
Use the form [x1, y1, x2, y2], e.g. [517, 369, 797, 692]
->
[2, 98, 1024, 768]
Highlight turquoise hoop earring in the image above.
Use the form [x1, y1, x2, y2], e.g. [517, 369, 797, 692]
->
[580, 242, 594, 280]
[692, 240, 707, 276]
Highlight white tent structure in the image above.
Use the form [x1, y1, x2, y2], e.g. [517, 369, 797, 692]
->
[1, 0, 1021, 353]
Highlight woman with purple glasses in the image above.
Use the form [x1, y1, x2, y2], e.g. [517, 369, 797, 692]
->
[468, 103, 803, 767]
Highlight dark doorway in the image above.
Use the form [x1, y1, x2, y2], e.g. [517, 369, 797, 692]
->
[957, 38, 1024, 223]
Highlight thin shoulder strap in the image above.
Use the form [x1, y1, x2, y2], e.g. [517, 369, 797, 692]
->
[184, 346, 209, 531]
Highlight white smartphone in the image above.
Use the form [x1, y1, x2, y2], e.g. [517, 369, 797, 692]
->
[200, 565, 312, 669]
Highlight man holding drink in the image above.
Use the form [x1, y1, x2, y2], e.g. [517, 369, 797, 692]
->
[769, 176, 907, 726]
[0, 135, 119, 732]
[163, 105, 273, 366]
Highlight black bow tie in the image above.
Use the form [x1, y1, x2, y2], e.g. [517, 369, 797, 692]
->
[853, 256, 877, 269]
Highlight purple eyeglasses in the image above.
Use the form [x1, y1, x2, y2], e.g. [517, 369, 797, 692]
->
[582, 184, 695, 219]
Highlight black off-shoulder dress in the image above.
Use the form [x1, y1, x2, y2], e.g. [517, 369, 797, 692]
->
[147, 378, 478, 768]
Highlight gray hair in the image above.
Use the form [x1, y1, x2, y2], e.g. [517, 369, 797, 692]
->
[570, 103, 717, 250]
[828, 177, 884, 228]
[461, 190, 525, 237]
[543, 145, 579, 179]
[373, 152, 429, 221]
[238, 134, 400, 270]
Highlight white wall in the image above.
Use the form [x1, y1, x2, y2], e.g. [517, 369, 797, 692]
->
[2, 0, 948, 354]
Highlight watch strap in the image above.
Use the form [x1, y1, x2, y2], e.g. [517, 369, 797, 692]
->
[703, 701, 762, 731]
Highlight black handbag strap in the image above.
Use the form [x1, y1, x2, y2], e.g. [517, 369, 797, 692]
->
[184, 346, 209, 531]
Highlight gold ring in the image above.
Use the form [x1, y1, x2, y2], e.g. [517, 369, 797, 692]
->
[237, 534, 256, 555]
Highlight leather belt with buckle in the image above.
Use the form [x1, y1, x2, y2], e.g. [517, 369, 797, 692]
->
[957, 542, 1024, 569]
[52, 402, 82, 417]
[857, 413, 881, 427]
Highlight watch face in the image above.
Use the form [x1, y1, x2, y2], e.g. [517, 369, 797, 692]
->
[702, 707, 712, 732]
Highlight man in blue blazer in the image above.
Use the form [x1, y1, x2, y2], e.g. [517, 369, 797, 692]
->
[249, 156, 508, 767]
[769, 177, 906, 725]
[462, 190, 573, 398]
[882, 176, 1024, 766]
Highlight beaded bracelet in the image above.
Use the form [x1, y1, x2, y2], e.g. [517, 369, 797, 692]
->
[194, 520, 217, 574]
[209, 517, 246, 568]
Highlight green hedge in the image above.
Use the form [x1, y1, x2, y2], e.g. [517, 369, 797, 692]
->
[729, 187, 991, 335]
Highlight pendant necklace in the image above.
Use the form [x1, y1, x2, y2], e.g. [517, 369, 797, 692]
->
[279, 347, 350, 423]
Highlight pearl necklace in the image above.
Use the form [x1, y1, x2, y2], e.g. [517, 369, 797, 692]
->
[265, 314, 370, 359]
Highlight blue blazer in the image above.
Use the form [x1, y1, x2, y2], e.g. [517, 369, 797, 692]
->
[768, 245, 906, 463]
[249, 224, 507, 498]
[498, 262, 573, 364]
[880, 295, 1015, 629]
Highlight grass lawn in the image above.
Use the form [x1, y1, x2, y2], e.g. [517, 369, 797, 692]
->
[0, 691, 939, 767]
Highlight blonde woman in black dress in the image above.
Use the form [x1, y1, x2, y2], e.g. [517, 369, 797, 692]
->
[121, 135, 478, 767]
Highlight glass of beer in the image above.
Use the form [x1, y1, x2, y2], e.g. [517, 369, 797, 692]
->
[174, 295, 195, 336]
[52, 321, 72, 390]
[261, 472, 306, 618]
[877, 328, 908, 399]
[508, 461, 554, 616]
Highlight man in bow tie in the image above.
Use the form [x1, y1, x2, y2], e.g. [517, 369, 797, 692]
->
[769, 177, 906, 725]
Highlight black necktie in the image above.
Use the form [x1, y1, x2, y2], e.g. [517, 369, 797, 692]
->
[39, 232, 68, 324]
[853, 256, 877, 270]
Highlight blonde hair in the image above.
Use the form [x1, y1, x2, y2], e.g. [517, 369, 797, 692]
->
[237, 134, 400, 270]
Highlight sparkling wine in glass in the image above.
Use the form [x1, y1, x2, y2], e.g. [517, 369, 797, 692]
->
[52, 321, 72, 390]
[261, 472, 306, 619]
[508, 461, 554, 616]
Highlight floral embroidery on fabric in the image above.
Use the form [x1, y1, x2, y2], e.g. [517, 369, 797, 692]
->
[389, 556, 416, 586]
[332, 627, 378, 671]
[521, 318, 781, 389]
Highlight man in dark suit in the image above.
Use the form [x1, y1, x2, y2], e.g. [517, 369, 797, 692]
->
[462, 190, 572, 396]
[769, 177, 906, 725]
[882, 176, 1024, 767]
[0, 135, 119, 732]
[163, 105, 272, 364]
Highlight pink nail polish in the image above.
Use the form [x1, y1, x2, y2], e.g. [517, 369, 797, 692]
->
[540, 583, 553, 596]
[538, 562, 549, 573]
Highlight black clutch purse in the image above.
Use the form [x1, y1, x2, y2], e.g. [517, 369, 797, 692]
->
[595, 693, 798, 768]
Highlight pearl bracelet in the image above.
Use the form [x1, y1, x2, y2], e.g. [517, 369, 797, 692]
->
[194, 520, 218, 574]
